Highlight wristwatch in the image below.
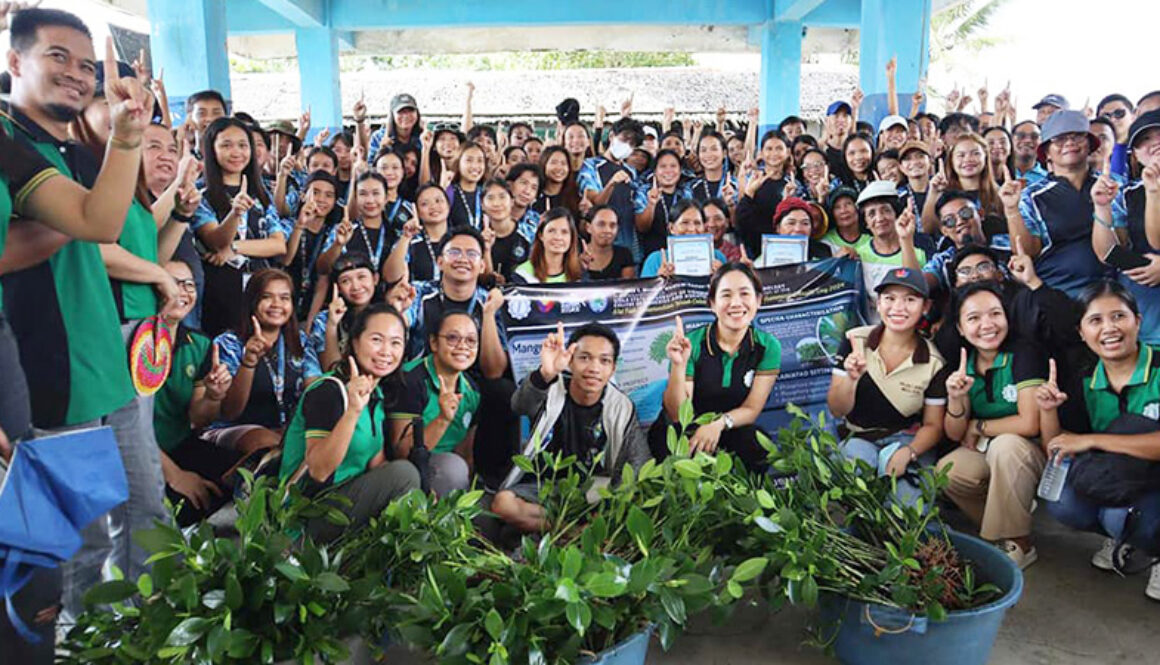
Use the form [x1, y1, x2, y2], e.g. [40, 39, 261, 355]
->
[721, 413, 735, 430]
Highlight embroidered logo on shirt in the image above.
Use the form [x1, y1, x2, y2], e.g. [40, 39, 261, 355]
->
[463, 411, 472, 428]
[1144, 402, 1160, 420]
[513, 245, 527, 260]
[185, 364, 196, 379]
[744, 370, 755, 388]
[1002, 384, 1018, 403]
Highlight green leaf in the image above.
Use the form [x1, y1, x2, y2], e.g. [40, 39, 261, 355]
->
[456, 490, 485, 510]
[715, 452, 734, 475]
[132, 525, 180, 554]
[275, 562, 309, 582]
[565, 602, 592, 636]
[561, 547, 583, 580]
[314, 572, 350, 592]
[626, 505, 654, 555]
[673, 459, 702, 479]
[754, 516, 782, 533]
[82, 580, 138, 607]
[484, 608, 504, 641]
[659, 588, 687, 624]
[225, 571, 243, 611]
[554, 578, 580, 604]
[202, 589, 226, 609]
[166, 617, 212, 646]
[726, 580, 743, 599]
[585, 572, 627, 598]
[678, 399, 695, 429]
[513, 456, 535, 473]
[136, 573, 153, 597]
[206, 625, 228, 661]
[756, 489, 776, 509]
[731, 557, 768, 583]
[439, 623, 473, 657]
[801, 575, 819, 607]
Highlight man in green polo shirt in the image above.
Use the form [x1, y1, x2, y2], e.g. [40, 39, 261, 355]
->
[1, 7, 164, 623]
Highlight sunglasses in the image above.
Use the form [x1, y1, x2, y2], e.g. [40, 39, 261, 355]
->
[1101, 109, 1129, 121]
[940, 206, 977, 227]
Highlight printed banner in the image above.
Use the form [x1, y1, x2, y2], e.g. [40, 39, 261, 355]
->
[501, 258, 866, 430]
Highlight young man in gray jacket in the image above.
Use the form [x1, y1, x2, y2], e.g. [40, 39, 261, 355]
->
[493, 322, 651, 532]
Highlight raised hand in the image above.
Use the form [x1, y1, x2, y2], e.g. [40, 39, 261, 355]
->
[327, 284, 348, 325]
[352, 90, 367, 124]
[666, 315, 692, 367]
[721, 179, 737, 204]
[480, 215, 496, 249]
[647, 173, 662, 206]
[279, 151, 297, 178]
[657, 248, 676, 279]
[231, 175, 255, 217]
[620, 91, 634, 118]
[851, 88, 865, 110]
[203, 344, 232, 401]
[314, 127, 331, 148]
[738, 244, 754, 268]
[843, 335, 868, 381]
[401, 219, 421, 241]
[1091, 155, 1119, 209]
[1035, 358, 1068, 411]
[387, 276, 417, 313]
[894, 204, 917, 241]
[945, 87, 961, 114]
[436, 373, 463, 422]
[104, 37, 151, 144]
[334, 218, 354, 247]
[482, 287, 505, 315]
[174, 182, 202, 218]
[608, 170, 632, 186]
[420, 128, 434, 151]
[579, 239, 595, 269]
[299, 107, 312, 134]
[998, 171, 1024, 210]
[345, 357, 378, 413]
[885, 56, 896, 79]
[243, 315, 273, 365]
[930, 160, 949, 194]
[594, 104, 607, 129]
[977, 79, 989, 111]
[945, 348, 976, 401]
[539, 321, 576, 382]
[1006, 234, 1041, 289]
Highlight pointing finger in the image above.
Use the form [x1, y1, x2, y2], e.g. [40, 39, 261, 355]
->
[348, 356, 360, 378]
[675, 315, 685, 339]
[103, 36, 117, 99]
[212, 343, 220, 367]
[1015, 233, 1024, 257]
[556, 320, 565, 343]
[332, 284, 339, 302]
[1048, 358, 1057, 386]
[959, 347, 968, 373]
[240, 174, 248, 196]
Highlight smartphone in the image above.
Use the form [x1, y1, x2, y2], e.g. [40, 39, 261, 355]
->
[1104, 244, 1151, 271]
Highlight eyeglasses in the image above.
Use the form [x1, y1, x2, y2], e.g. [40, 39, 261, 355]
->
[955, 261, 996, 279]
[443, 247, 482, 261]
[940, 206, 977, 228]
[1051, 133, 1089, 148]
[802, 162, 826, 171]
[1101, 109, 1129, 120]
[439, 333, 479, 349]
[174, 278, 197, 293]
[1013, 131, 1040, 141]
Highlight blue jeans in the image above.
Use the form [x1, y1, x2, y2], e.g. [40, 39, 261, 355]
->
[55, 322, 169, 622]
[840, 433, 936, 507]
[1046, 481, 1160, 555]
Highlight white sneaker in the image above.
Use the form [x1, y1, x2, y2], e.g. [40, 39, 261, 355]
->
[1146, 564, 1160, 602]
[1091, 537, 1133, 571]
[999, 540, 1038, 570]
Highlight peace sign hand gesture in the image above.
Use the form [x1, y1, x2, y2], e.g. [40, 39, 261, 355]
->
[203, 344, 233, 401]
[579, 239, 595, 269]
[539, 321, 576, 383]
[345, 357, 378, 414]
[945, 348, 976, 401]
[104, 37, 151, 145]
[436, 374, 463, 422]
[666, 316, 693, 368]
[243, 316, 273, 366]
[1035, 358, 1068, 412]
[842, 332, 868, 381]
[647, 174, 662, 205]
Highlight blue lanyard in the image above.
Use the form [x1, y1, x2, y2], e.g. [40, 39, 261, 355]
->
[261, 334, 287, 426]
[456, 184, 482, 229]
[357, 221, 387, 266]
[386, 198, 403, 227]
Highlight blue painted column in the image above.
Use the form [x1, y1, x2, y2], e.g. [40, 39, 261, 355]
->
[858, 0, 931, 127]
[759, 20, 803, 138]
[295, 28, 343, 143]
[147, 0, 232, 124]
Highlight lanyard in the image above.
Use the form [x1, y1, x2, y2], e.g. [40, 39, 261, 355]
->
[358, 221, 387, 266]
[261, 334, 287, 426]
[417, 228, 441, 280]
[456, 184, 481, 229]
[298, 227, 327, 285]
[385, 198, 404, 228]
[700, 177, 725, 200]
[657, 190, 675, 225]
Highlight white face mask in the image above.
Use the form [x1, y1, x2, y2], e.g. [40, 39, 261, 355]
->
[609, 138, 632, 161]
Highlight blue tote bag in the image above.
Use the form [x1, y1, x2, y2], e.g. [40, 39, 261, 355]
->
[0, 426, 127, 642]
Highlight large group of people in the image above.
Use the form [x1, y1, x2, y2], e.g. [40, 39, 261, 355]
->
[2, 7, 1159, 660]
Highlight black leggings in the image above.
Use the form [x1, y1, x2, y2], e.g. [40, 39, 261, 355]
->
[165, 436, 244, 526]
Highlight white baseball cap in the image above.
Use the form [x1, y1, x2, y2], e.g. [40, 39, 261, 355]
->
[878, 115, 908, 134]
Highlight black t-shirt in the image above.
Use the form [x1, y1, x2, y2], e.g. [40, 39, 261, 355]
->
[448, 183, 483, 229]
[406, 232, 441, 283]
[586, 245, 635, 281]
[347, 221, 395, 271]
[640, 191, 683, 258]
[541, 376, 607, 474]
[491, 230, 532, 281]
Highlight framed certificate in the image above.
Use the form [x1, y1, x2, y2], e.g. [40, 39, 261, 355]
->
[667, 234, 714, 276]
[760, 235, 809, 268]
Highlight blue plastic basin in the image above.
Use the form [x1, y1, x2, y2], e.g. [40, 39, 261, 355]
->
[578, 626, 653, 665]
[818, 529, 1023, 665]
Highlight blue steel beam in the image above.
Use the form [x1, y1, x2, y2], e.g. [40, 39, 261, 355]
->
[254, 0, 325, 27]
[226, 0, 300, 33]
[858, 0, 931, 126]
[776, 0, 827, 22]
[802, 0, 860, 27]
[148, 0, 232, 122]
[759, 20, 803, 133]
[327, 0, 769, 29]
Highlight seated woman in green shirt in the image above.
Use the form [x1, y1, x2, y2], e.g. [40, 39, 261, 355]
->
[937, 281, 1048, 570]
[512, 207, 584, 284]
[651, 263, 781, 471]
[152, 260, 241, 526]
[279, 303, 422, 541]
[401, 312, 481, 496]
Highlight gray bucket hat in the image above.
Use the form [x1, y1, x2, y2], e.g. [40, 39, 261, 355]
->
[1037, 110, 1099, 165]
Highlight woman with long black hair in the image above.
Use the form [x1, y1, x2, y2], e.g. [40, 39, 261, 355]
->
[689, 131, 738, 205]
[279, 302, 421, 541]
[282, 170, 342, 320]
[192, 117, 291, 339]
[535, 145, 582, 216]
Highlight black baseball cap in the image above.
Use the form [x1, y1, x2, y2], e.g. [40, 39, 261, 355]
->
[556, 98, 580, 125]
[1128, 109, 1160, 150]
[875, 267, 929, 298]
[391, 93, 418, 114]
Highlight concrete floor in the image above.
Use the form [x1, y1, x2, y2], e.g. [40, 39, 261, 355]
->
[649, 510, 1160, 665]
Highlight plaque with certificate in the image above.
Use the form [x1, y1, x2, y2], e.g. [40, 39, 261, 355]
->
[667, 234, 714, 276]
[760, 235, 808, 268]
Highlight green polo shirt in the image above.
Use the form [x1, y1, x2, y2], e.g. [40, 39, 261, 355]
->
[0, 128, 61, 303]
[3, 114, 134, 426]
[1084, 344, 1160, 432]
[114, 199, 159, 321]
[279, 373, 423, 485]
[684, 324, 782, 385]
[966, 341, 1046, 420]
[403, 355, 481, 454]
[152, 327, 212, 453]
